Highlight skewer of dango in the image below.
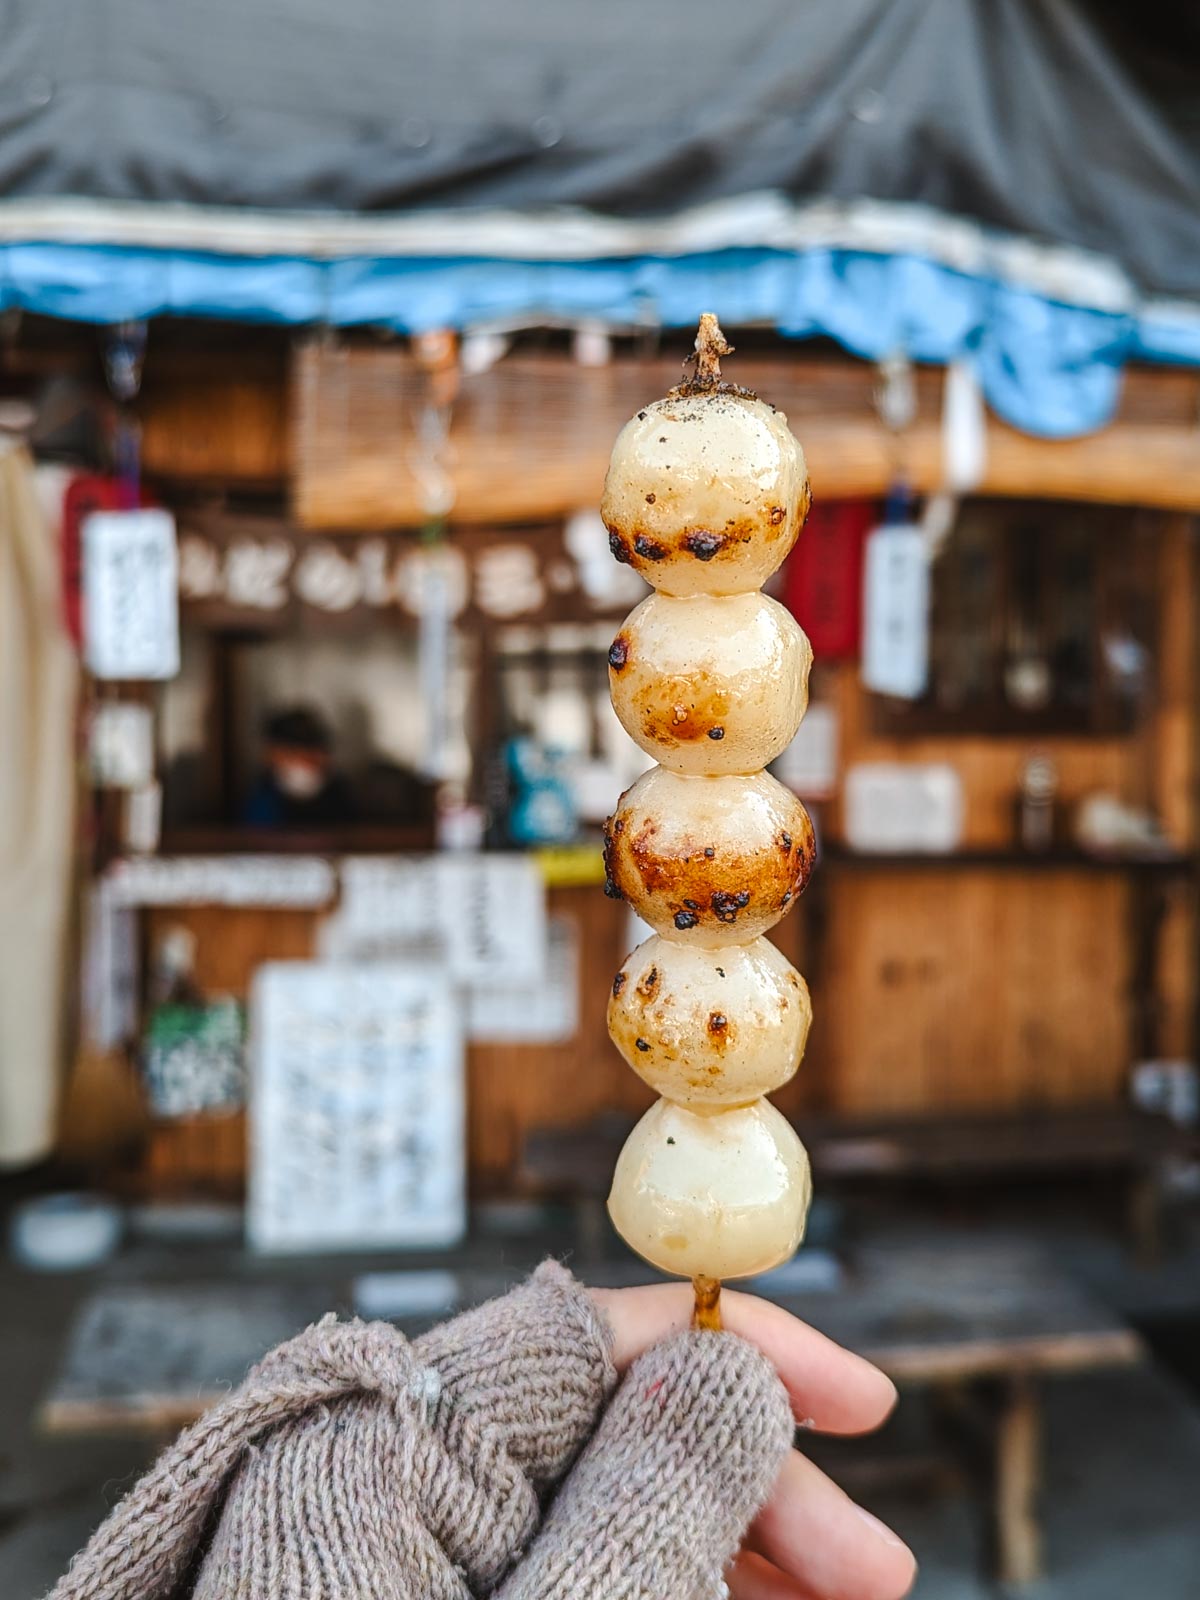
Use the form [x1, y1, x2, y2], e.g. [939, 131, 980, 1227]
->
[601, 314, 816, 1324]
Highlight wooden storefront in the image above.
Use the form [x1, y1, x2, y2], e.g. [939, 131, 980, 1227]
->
[54, 329, 1199, 1196]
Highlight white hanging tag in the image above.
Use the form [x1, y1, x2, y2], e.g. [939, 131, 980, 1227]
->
[83, 509, 179, 680]
[941, 360, 987, 494]
[861, 521, 930, 700]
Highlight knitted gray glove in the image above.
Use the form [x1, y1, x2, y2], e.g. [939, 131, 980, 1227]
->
[496, 1328, 795, 1600]
[45, 1262, 792, 1600]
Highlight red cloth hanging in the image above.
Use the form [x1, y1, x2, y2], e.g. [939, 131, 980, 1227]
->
[782, 499, 875, 659]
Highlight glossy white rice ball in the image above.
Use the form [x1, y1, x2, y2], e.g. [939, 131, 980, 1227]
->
[607, 1097, 812, 1280]
[608, 589, 812, 775]
[604, 766, 815, 947]
[601, 390, 809, 597]
[608, 935, 811, 1106]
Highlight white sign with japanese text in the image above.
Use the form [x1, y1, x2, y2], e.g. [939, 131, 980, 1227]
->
[466, 915, 579, 1042]
[105, 855, 336, 908]
[248, 962, 465, 1254]
[83, 509, 180, 680]
[336, 854, 546, 984]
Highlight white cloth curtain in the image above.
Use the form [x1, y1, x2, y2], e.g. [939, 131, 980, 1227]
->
[0, 444, 77, 1166]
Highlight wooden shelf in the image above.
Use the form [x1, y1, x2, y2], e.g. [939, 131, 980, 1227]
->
[820, 846, 1194, 874]
[157, 824, 435, 856]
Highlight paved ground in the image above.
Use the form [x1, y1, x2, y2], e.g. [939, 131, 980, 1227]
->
[4, 1195, 1200, 1599]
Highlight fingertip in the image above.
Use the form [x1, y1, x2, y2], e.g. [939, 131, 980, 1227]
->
[720, 1288, 900, 1435]
[751, 1448, 917, 1600]
[839, 1356, 899, 1435]
[852, 1505, 918, 1597]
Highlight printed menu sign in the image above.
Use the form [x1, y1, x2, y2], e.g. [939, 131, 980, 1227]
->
[248, 962, 465, 1254]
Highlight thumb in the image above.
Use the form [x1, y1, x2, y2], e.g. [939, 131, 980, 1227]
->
[495, 1329, 794, 1600]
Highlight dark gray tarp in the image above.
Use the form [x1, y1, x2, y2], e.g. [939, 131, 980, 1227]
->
[2, 0, 1198, 297]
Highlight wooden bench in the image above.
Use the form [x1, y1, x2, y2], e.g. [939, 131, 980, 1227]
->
[522, 1104, 1196, 1260]
[759, 1239, 1143, 1587]
[40, 1236, 1141, 1588]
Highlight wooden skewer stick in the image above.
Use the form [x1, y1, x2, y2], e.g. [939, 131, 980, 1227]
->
[692, 1274, 723, 1331]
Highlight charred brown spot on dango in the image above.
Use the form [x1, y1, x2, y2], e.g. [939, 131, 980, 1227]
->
[682, 531, 725, 561]
[601, 817, 625, 901]
[635, 681, 733, 749]
[711, 889, 751, 924]
[608, 634, 631, 671]
[634, 535, 668, 561]
[606, 525, 632, 564]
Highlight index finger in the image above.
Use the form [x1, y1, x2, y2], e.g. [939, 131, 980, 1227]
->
[589, 1281, 897, 1437]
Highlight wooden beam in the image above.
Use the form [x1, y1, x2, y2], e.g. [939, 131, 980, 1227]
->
[141, 373, 288, 485]
[290, 346, 1200, 527]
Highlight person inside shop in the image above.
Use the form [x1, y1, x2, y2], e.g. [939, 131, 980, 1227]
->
[242, 704, 355, 828]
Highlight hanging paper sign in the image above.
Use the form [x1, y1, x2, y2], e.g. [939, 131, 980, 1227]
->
[248, 962, 465, 1254]
[80, 880, 139, 1052]
[773, 702, 839, 800]
[417, 548, 455, 781]
[61, 476, 155, 650]
[82, 509, 179, 680]
[861, 522, 930, 700]
[437, 854, 547, 985]
[336, 854, 547, 984]
[143, 999, 246, 1118]
[941, 361, 988, 494]
[89, 702, 155, 788]
[123, 781, 162, 855]
[844, 763, 964, 854]
[466, 915, 579, 1042]
[337, 856, 443, 943]
[473, 543, 546, 619]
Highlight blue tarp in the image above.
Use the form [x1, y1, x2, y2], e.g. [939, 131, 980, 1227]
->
[3, 241, 1198, 437]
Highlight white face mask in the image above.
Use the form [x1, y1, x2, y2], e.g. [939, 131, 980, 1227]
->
[275, 761, 324, 799]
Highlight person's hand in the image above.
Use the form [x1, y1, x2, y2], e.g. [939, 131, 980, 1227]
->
[590, 1282, 916, 1600]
